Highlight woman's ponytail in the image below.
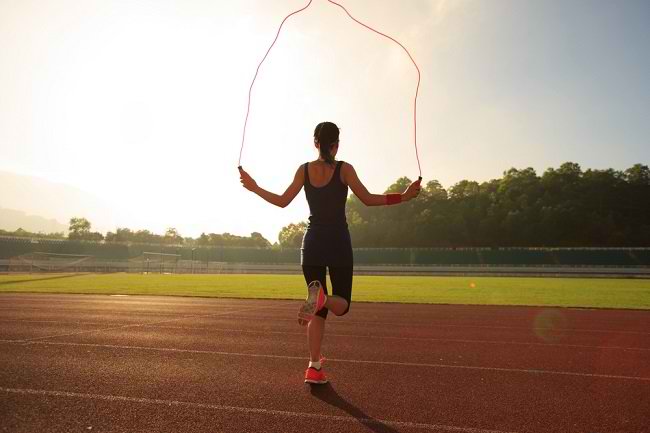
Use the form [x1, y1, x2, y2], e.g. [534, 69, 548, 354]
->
[314, 122, 339, 167]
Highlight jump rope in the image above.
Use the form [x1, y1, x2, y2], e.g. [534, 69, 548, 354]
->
[238, 0, 422, 182]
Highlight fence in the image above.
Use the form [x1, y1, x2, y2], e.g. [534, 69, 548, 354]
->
[1, 236, 649, 267]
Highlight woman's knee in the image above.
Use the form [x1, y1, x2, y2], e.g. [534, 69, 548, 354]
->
[335, 300, 350, 316]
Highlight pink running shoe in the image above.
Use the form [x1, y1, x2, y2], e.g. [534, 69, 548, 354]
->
[304, 367, 328, 384]
[297, 280, 327, 326]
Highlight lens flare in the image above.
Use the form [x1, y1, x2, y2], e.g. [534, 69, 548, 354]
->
[533, 309, 569, 343]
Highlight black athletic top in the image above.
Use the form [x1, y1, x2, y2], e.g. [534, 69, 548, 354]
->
[301, 161, 353, 267]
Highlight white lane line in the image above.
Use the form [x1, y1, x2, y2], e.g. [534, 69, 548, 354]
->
[0, 305, 297, 313]
[14, 302, 294, 344]
[7, 340, 650, 382]
[131, 325, 650, 352]
[3, 316, 649, 351]
[0, 308, 190, 317]
[0, 386, 518, 433]
[220, 315, 650, 335]
[1, 307, 647, 335]
[3, 314, 650, 337]
[5, 322, 649, 352]
[0, 319, 108, 325]
[5, 319, 649, 351]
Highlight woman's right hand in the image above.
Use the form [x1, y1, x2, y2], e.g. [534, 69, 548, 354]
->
[238, 166, 258, 192]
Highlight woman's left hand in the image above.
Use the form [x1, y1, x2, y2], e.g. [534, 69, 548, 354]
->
[403, 178, 422, 201]
[238, 167, 258, 192]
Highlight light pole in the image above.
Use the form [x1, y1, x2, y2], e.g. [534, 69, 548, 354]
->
[191, 248, 196, 274]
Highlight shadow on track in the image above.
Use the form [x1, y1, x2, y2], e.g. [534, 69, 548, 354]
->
[309, 383, 400, 433]
[0, 274, 83, 286]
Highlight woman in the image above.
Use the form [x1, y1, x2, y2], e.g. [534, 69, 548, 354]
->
[238, 121, 421, 384]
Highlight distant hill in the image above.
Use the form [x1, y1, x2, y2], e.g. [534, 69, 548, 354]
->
[0, 207, 67, 233]
[0, 171, 115, 234]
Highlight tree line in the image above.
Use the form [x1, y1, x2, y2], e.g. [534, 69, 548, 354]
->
[2, 218, 271, 248]
[279, 162, 650, 248]
[0, 228, 65, 240]
[101, 224, 271, 248]
[4, 162, 648, 248]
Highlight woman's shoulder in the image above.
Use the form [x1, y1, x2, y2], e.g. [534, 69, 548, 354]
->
[339, 161, 355, 172]
[339, 161, 355, 185]
[294, 163, 307, 179]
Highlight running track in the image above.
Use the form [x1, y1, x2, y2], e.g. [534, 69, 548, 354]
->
[1, 293, 649, 432]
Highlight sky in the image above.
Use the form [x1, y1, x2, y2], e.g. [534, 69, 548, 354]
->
[1, 0, 649, 243]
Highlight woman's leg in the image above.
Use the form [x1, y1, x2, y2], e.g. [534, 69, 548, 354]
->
[308, 267, 352, 362]
[302, 265, 327, 363]
[308, 316, 325, 362]
[324, 294, 348, 316]
[328, 266, 353, 316]
[307, 295, 348, 362]
[302, 265, 353, 363]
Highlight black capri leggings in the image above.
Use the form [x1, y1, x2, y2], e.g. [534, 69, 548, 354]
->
[302, 265, 353, 319]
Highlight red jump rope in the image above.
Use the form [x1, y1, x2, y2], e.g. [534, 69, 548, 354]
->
[238, 0, 422, 182]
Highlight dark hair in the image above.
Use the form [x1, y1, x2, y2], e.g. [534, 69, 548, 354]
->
[314, 121, 339, 167]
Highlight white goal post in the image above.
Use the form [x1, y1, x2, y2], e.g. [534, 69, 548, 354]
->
[11, 252, 94, 273]
[132, 252, 182, 274]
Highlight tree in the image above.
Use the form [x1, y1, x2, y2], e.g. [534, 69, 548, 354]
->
[423, 180, 448, 201]
[624, 164, 650, 186]
[134, 230, 160, 244]
[250, 232, 271, 248]
[105, 228, 135, 243]
[449, 180, 480, 199]
[384, 177, 412, 194]
[197, 233, 211, 246]
[69, 217, 91, 239]
[63, 161, 650, 248]
[193, 231, 271, 247]
[0, 228, 65, 239]
[278, 222, 307, 248]
[68, 217, 103, 241]
[342, 162, 650, 247]
[164, 228, 183, 245]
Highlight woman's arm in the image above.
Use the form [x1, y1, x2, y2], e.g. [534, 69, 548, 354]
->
[341, 163, 421, 206]
[239, 165, 304, 208]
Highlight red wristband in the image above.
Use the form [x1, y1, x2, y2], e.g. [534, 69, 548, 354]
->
[386, 193, 402, 205]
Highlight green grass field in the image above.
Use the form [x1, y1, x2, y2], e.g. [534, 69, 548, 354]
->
[1, 273, 649, 309]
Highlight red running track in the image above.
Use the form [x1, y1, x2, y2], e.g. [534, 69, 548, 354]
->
[1, 293, 649, 432]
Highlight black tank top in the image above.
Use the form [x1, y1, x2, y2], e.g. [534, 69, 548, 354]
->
[304, 161, 348, 227]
